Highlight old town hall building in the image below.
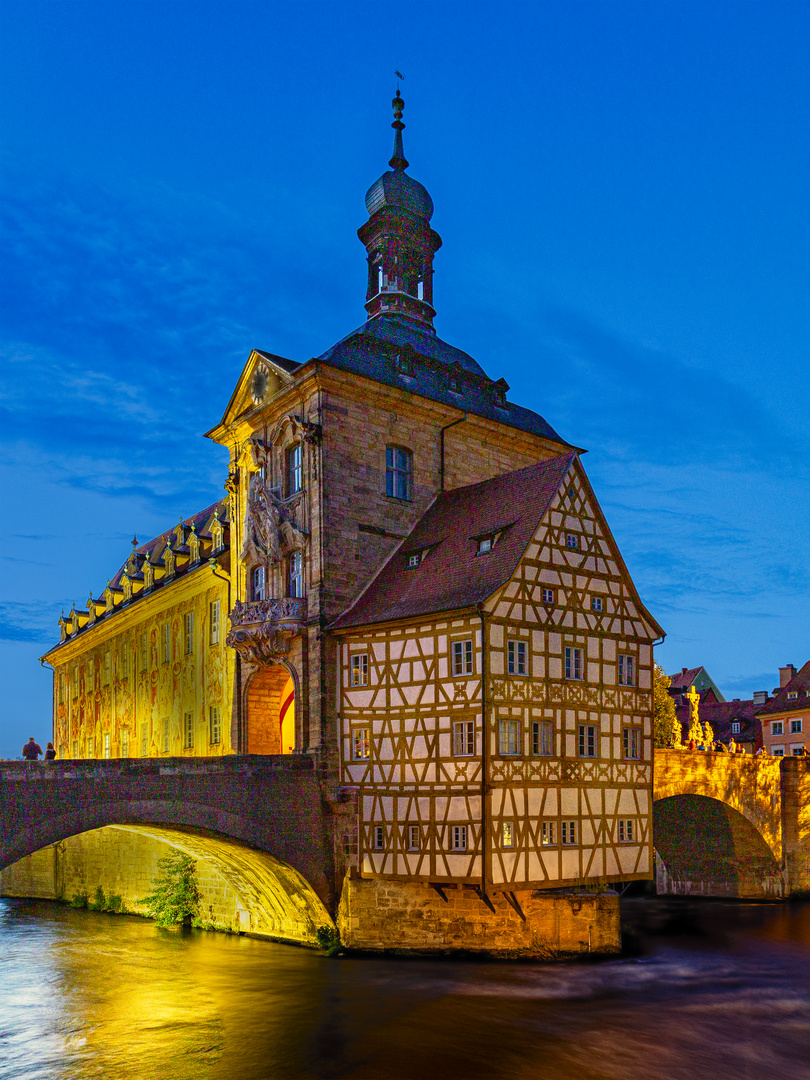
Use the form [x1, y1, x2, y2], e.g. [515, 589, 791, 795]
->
[41, 93, 663, 925]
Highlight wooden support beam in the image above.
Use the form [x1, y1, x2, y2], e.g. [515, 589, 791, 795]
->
[502, 890, 526, 921]
[429, 882, 451, 903]
[472, 885, 496, 913]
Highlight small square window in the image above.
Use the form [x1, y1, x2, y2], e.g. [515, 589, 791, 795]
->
[451, 825, 467, 851]
[579, 724, 597, 758]
[542, 587, 556, 604]
[532, 720, 554, 756]
[618, 819, 634, 843]
[452, 639, 473, 676]
[565, 647, 583, 681]
[477, 537, 492, 555]
[408, 824, 420, 850]
[731, 721, 741, 734]
[350, 653, 369, 686]
[561, 820, 577, 846]
[790, 719, 803, 734]
[502, 821, 514, 848]
[566, 533, 579, 550]
[771, 721, 783, 735]
[498, 719, 521, 756]
[507, 639, 527, 675]
[453, 720, 475, 756]
[591, 597, 603, 612]
[541, 821, 556, 846]
[407, 553, 421, 568]
[373, 825, 384, 850]
[352, 728, 370, 760]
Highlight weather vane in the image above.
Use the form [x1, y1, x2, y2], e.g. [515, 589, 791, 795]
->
[395, 68, 405, 92]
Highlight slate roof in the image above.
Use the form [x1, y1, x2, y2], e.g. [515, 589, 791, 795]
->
[676, 699, 763, 748]
[314, 314, 573, 448]
[759, 660, 810, 715]
[330, 453, 576, 630]
[668, 666, 706, 691]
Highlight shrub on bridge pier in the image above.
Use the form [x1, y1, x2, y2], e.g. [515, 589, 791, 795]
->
[139, 850, 201, 928]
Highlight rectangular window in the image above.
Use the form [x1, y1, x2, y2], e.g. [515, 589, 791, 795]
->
[352, 727, 370, 760]
[507, 639, 527, 675]
[141, 725, 148, 757]
[288, 550, 303, 598]
[286, 443, 302, 496]
[350, 653, 369, 687]
[565, 647, 583, 681]
[386, 445, 412, 501]
[502, 821, 514, 848]
[183, 711, 194, 750]
[373, 825, 384, 850]
[85, 661, 94, 693]
[498, 718, 521, 756]
[561, 820, 577, 845]
[623, 727, 641, 760]
[209, 705, 221, 746]
[407, 553, 421, 568]
[161, 624, 170, 664]
[87, 737, 94, 758]
[209, 601, 220, 646]
[162, 718, 169, 753]
[542, 821, 556, 846]
[791, 745, 804, 756]
[408, 824, 420, 850]
[618, 654, 635, 686]
[452, 639, 473, 676]
[542, 587, 556, 604]
[477, 536, 492, 555]
[184, 613, 194, 656]
[772, 746, 785, 757]
[771, 721, 783, 735]
[103, 733, 111, 760]
[451, 825, 467, 851]
[58, 672, 66, 705]
[139, 633, 147, 672]
[579, 724, 597, 758]
[731, 721, 741, 734]
[790, 719, 803, 733]
[591, 597, 603, 612]
[120, 729, 129, 759]
[104, 651, 111, 685]
[532, 720, 554, 756]
[566, 533, 578, 550]
[71, 666, 78, 698]
[252, 565, 266, 602]
[618, 819, 634, 843]
[72, 740, 78, 759]
[453, 720, 475, 756]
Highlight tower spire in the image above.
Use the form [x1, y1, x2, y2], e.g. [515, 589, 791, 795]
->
[389, 83, 409, 171]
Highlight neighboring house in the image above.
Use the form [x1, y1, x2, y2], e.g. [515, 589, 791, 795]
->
[759, 662, 810, 757]
[667, 666, 725, 706]
[675, 698, 763, 754]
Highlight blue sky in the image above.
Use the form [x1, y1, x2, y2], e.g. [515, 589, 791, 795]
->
[1, 1, 808, 757]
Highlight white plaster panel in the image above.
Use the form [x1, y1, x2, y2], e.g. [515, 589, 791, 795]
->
[541, 850, 559, 879]
[561, 850, 579, 880]
[561, 788, 578, 816]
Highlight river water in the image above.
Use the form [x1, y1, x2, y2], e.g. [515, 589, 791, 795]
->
[0, 896, 808, 1080]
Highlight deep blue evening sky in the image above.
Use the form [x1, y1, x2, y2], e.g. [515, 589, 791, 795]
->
[1, 1, 808, 757]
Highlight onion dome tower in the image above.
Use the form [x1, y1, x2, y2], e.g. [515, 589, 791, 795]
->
[358, 88, 442, 331]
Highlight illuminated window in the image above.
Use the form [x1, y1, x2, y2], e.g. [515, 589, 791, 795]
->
[579, 724, 597, 758]
[209, 705, 221, 746]
[120, 729, 129, 759]
[408, 825, 420, 850]
[532, 720, 554, 756]
[286, 443, 302, 496]
[507, 639, 527, 675]
[288, 550, 303, 598]
[566, 533, 578, 550]
[502, 821, 514, 848]
[103, 733, 111, 760]
[477, 536, 492, 555]
[565, 647, 583, 681]
[787, 691, 798, 700]
[542, 821, 556, 846]
[350, 653, 369, 686]
[450, 825, 467, 851]
[353, 727, 370, 760]
[790, 719, 803, 734]
[385, 445, 412, 501]
[161, 624, 170, 665]
[498, 719, 521, 756]
[72, 740, 78, 759]
[542, 587, 556, 604]
[731, 721, 741, 734]
[183, 711, 194, 749]
[561, 820, 577, 845]
[771, 721, 783, 735]
[453, 720, 475, 756]
[452, 639, 473, 676]
[618, 654, 635, 686]
[591, 597, 603, 612]
[618, 819, 634, 843]
[623, 727, 641, 760]
[373, 825, 384, 850]
[252, 566, 266, 602]
[772, 745, 785, 757]
[209, 601, 220, 646]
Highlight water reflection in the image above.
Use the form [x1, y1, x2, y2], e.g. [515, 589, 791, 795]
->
[0, 897, 808, 1079]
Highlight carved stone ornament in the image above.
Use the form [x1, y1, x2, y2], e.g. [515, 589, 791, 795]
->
[239, 470, 308, 567]
[250, 364, 270, 405]
[226, 598, 307, 665]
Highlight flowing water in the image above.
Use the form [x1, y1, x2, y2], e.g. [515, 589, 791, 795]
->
[0, 896, 808, 1080]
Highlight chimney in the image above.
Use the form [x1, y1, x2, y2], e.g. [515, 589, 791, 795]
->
[780, 665, 797, 688]
[753, 691, 768, 706]
[682, 667, 688, 674]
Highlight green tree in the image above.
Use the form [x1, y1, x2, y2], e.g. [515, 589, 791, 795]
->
[139, 850, 201, 927]
[653, 663, 681, 748]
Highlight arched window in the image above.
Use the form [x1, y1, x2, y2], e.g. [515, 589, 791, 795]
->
[252, 565, 266, 602]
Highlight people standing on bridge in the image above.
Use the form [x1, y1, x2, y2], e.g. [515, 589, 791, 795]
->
[21, 737, 42, 761]
[714, 740, 726, 752]
[44, 742, 56, 761]
[728, 737, 737, 755]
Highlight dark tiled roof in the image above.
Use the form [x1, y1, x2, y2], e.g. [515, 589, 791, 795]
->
[759, 660, 810, 715]
[315, 314, 573, 447]
[676, 699, 763, 747]
[668, 666, 705, 690]
[255, 350, 301, 374]
[109, 500, 228, 588]
[330, 453, 576, 630]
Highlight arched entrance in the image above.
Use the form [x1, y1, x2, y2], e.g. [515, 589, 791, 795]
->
[245, 664, 296, 754]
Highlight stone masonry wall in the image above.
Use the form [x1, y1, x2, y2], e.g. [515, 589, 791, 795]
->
[337, 876, 620, 958]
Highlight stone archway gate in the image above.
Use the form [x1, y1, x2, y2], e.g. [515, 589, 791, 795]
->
[0, 756, 339, 911]
[653, 749, 810, 896]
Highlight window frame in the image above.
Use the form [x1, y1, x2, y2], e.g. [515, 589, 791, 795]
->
[622, 727, 641, 760]
[184, 613, 194, 657]
[561, 820, 577, 846]
[541, 587, 556, 605]
[565, 646, 583, 681]
[532, 720, 554, 756]
[209, 705, 221, 746]
[288, 550, 303, 598]
[252, 565, 266, 602]
[209, 600, 220, 646]
[565, 533, 579, 550]
[579, 723, 598, 758]
[731, 721, 741, 734]
[541, 820, 556, 846]
[501, 821, 514, 848]
[385, 444, 413, 501]
[286, 442, 303, 497]
[618, 653, 635, 687]
[350, 653, 369, 687]
[451, 638, 474, 677]
[790, 719, 803, 734]
[183, 710, 194, 750]
[771, 721, 783, 735]
[450, 825, 468, 851]
[452, 720, 475, 757]
[507, 639, 527, 676]
[408, 824, 420, 850]
[498, 718, 521, 757]
[352, 727, 370, 760]
[591, 596, 603, 612]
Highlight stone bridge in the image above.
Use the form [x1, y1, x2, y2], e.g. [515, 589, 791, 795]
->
[653, 749, 810, 898]
[0, 756, 347, 944]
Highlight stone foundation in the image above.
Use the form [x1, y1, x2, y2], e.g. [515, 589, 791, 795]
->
[337, 876, 620, 958]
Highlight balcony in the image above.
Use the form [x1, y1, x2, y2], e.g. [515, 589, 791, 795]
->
[227, 598, 307, 666]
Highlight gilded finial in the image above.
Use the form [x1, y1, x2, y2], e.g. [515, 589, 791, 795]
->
[390, 71, 408, 171]
[131, 535, 138, 550]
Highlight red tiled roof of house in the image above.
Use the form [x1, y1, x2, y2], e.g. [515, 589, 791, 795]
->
[759, 660, 810, 716]
[676, 698, 763, 747]
[668, 666, 705, 690]
[330, 453, 577, 630]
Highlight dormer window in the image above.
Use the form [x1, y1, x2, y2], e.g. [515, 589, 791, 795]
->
[407, 553, 421, 569]
[788, 691, 798, 700]
[731, 722, 741, 734]
[395, 352, 414, 377]
[211, 517, 224, 553]
[477, 537, 493, 555]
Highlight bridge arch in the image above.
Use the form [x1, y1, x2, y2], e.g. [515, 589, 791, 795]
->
[653, 794, 784, 899]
